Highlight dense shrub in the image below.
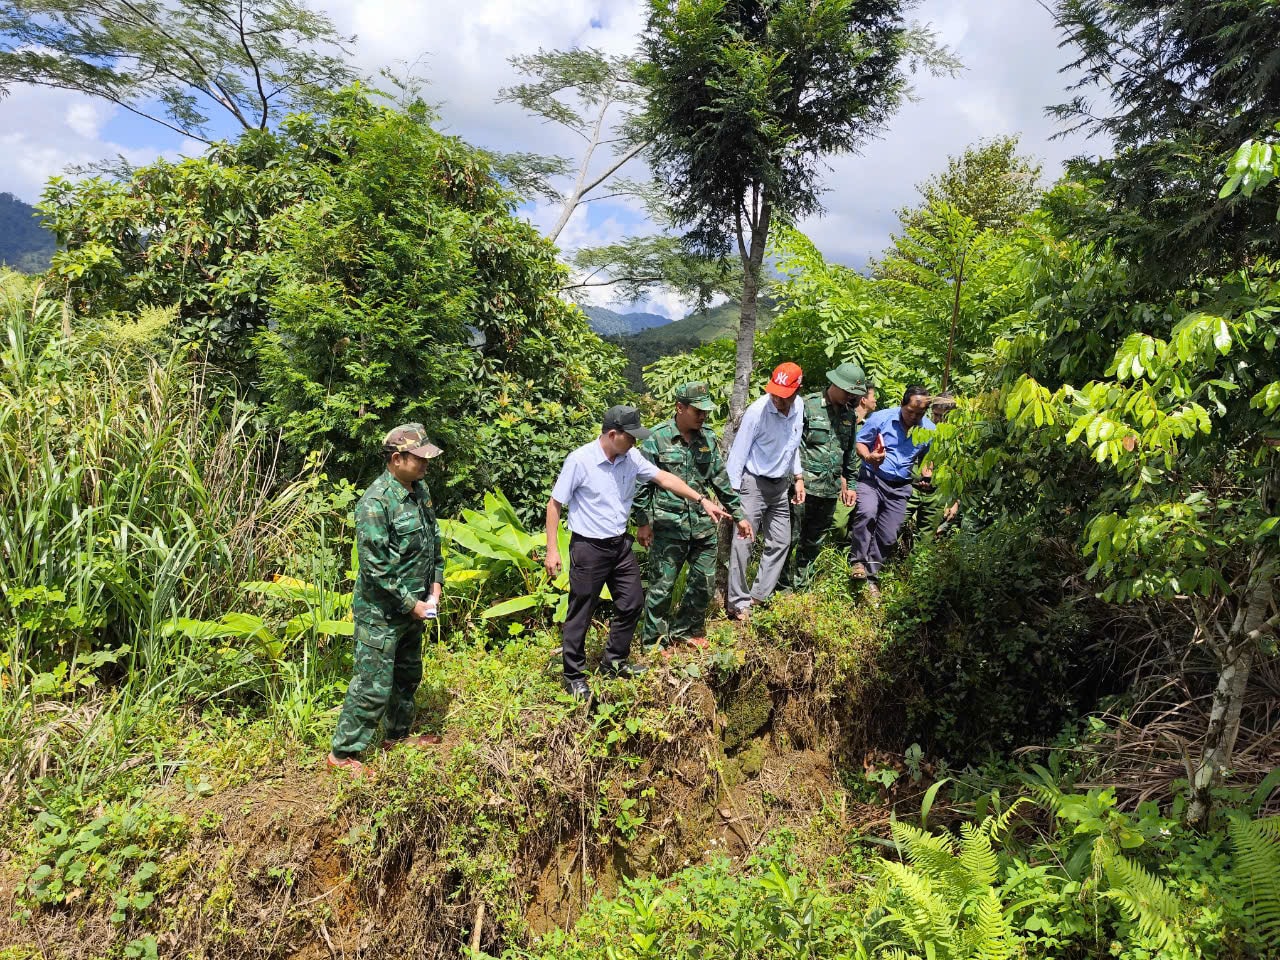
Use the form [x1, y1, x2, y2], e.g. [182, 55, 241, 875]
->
[879, 522, 1100, 759]
[38, 87, 627, 512]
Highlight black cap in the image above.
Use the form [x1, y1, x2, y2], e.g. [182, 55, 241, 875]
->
[602, 404, 651, 441]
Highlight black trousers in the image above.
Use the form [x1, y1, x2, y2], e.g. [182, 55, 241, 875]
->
[562, 533, 644, 682]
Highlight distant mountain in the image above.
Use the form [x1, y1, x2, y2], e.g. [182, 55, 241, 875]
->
[0, 193, 55, 273]
[582, 304, 673, 337]
[627, 295, 778, 346]
[602, 296, 781, 392]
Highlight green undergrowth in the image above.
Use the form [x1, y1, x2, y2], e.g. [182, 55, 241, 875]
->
[504, 789, 1280, 960]
[2, 622, 830, 956]
[875, 521, 1100, 759]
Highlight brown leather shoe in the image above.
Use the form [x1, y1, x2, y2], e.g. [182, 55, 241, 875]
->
[326, 753, 373, 779]
[382, 733, 442, 750]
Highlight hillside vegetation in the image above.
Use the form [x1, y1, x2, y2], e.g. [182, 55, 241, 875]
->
[0, 193, 55, 273]
[3, 1, 1280, 956]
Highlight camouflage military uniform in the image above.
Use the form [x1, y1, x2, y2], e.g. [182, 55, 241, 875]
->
[786, 389, 862, 588]
[331, 469, 444, 758]
[634, 418, 743, 646]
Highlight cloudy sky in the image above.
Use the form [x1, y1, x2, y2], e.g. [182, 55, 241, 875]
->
[0, 0, 1104, 316]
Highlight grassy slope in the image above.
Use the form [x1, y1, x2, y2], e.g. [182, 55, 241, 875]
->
[0, 590, 890, 959]
[626, 296, 779, 347]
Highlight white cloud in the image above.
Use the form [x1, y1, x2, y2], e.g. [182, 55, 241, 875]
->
[64, 101, 110, 140]
[0, 0, 1103, 280]
[796, 0, 1103, 268]
[0, 86, 193, 201]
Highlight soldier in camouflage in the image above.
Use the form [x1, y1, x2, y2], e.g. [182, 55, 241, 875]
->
[784, 362, 869, 589]
[328, 423, 446, 778]
[634, 383, 753, 650]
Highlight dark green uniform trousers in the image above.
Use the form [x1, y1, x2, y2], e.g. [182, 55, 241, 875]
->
[331, 618, 423, 758]
[783, 495, 839, 589]
[641, 533, 717, 646]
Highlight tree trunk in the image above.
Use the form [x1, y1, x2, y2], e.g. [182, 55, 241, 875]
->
[941, 260, 964, 393]
[1186, 572, 1273, 828]
[725, 199, 773, 445]
[717, 195, 772, 604]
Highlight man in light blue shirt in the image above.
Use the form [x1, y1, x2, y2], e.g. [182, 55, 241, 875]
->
[546, 405, 729, 698]
[849, 385, 936, 592]
[726, 362, 807, 618]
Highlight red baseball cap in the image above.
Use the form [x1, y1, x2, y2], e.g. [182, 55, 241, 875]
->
[765, 362, 803, 398]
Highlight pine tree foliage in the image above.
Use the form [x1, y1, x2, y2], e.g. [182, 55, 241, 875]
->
[1049, 0, 1280, 285]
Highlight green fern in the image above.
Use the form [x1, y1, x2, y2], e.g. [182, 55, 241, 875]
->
[958, 822, 999, 889]
[872, 816, 1023, 959]
[1228, 811, 1280, 942]
[963, 889, 1016, 960]
[1099, 848, 1185, 952]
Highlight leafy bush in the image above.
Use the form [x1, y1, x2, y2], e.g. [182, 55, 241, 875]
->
[39, 87, 628, 512]
[22, 799, 188, 926]
[509, 844, 867, 960]
[513, 794, 1276, 960]
[878, 522, 1098, 759]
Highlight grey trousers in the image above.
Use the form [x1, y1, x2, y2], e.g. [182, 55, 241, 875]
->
[848, 469, 914, 578]
[729, 473, 793, 610]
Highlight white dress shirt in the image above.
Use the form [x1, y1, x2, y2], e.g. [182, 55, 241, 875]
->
[551, 438, 660, 538]
[726, 393, 804, 491]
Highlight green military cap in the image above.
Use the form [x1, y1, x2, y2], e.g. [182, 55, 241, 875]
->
[675, 381, 716, 411]
[382, 422, 442, 459]
[826, 361, 868, 396]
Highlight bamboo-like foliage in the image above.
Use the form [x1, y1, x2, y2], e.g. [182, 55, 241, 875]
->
[0, 274, 318, 803]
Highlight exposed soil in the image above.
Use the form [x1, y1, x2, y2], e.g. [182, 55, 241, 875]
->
[0, 627, 878, 960]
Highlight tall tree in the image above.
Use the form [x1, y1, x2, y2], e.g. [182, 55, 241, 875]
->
[874, 136, 1044, 390]
[0, 0, 355, 142]
[637, 0, 954, 430]
[497, 48, 647, 245]
[496, 48, 736, 309]
[1049, 0, 1280, 287]
[895, 134, 1041, 237]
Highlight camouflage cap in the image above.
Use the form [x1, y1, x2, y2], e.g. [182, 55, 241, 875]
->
[929, 392, 957, 411]
[826, 361, 868, 396]
[675, 381, 715, 411]
[382, 423, 442, 459]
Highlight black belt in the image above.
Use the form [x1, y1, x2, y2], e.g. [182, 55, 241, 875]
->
[861, 465, 913, 488]
[570, 532, 628, 546]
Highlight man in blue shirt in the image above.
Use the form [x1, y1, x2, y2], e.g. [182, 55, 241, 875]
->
[546, 405, 730, 699]
[848, 385, 936, 594]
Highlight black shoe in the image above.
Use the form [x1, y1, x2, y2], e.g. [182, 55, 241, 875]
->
[565, 678, 591, 700]
[602, 661, 648, 680]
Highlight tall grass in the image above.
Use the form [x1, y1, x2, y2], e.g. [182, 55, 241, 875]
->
[0, 275, 321, 806]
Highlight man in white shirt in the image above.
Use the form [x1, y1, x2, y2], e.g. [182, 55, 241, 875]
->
[726, 363, 807, 619]
[546, 405, 730, 699]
